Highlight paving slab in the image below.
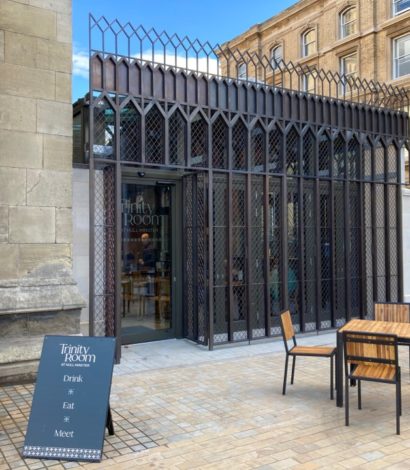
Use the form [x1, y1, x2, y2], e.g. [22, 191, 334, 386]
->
[2, 333, 410, 469]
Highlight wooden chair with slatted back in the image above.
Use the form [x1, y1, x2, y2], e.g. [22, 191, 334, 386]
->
[375, 302, 410, 373]
[279, 310, 336, 398]
[343, 331, 401, 434]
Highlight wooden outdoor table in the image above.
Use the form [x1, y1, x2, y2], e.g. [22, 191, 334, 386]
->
[336, 319, 410, 407]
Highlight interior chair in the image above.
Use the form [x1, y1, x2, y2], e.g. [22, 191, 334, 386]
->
[375, 302, 410, 372]
[280, 310, 336, 398]
[343, 331, 401, 435]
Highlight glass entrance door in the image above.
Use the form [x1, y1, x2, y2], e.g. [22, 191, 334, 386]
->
[121, 182, 174, 343]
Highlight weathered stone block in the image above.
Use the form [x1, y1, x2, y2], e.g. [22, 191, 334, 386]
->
[0, 94, 36, 132]
[0, 206, 9, 243]
[37, 100, 72, 137]
[0, 30, 4, 62]
[27, 170, 71, 208]
[4, 32, 71, 73]
[0, 245, 18, 279]
[0, 313, 27, 337]
[0, 1, 56, 40]
[0, 129, 42, 168]
[57, 12, 71, 44]
[18, 244, 71, 276]
[9, 207, 55, 243]
[43, 134, 72, 171]
[28, 309, 80, 335]
[56, 208, 72, 243]
[0, 167, 26, 205]
[56, 72, 71, 103]
[39, 39, 72, 74]
[0, 63, 55, 100]
[29, 0, 71, 14]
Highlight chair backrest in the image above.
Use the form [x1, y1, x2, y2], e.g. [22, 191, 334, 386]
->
[343, 331, 398, 372]
[374, 302, 410, 323]
[280, 310, 295, 351]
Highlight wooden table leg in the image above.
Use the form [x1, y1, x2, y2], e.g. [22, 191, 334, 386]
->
[336, 330, 343, 407]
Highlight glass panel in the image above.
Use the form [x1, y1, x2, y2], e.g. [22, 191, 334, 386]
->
[303, 30, 316, 57]
[271, 46, 282, 68]
[394, 0, 410, 15]
[340, 54, 357, 94]
[394, 35, 410, 78]
[341, 8, 357, 38]
[121, 183, 172, 340]
[303, 74, 315, 93]
[238, 63, 246, 79]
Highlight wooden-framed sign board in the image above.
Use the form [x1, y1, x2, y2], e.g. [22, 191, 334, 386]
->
[22, 335, 116, 462]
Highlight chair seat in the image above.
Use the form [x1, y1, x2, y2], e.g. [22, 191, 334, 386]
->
[351, 363, 396, 381]
[289, 345, 336, 357]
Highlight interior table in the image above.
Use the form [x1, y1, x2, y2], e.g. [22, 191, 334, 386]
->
[336, 318, 410, 407]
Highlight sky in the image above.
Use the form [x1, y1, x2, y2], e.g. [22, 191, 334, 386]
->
[72, 0, 296, 101]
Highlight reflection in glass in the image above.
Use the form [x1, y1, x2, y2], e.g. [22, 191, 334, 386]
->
[121, 183, 172, 339]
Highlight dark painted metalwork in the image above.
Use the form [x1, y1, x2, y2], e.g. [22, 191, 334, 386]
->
[87, 15, 409, 349]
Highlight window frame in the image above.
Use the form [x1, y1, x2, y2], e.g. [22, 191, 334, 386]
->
[339, 52, 358, 94]
[301, 29, 316, 58]
[302, 73, 315, 94]
[340, 7, 357, 39]
[237, 62, 246, 80]
[270, 45, 283, 69]
[393, 33, 410, 79]
[393, 0, 410, 16]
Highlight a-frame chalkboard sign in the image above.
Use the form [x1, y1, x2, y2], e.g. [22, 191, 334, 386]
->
[22, 335, 116, 462]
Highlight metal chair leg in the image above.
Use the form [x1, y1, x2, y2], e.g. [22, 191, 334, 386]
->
[330, 355, 334, 400]
[291, 356, 296, 385]
[399, 368, 402, 417]
[283, 354, 289, 395]
[358, 380, 361, 410]
[345, 375, 349, 426]
[396, 379, 401, 435]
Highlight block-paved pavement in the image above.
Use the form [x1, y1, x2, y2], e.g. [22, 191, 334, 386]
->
[2, 333, 410, 469]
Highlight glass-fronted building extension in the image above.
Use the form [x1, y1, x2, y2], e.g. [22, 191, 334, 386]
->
[74, 17, 409, 358]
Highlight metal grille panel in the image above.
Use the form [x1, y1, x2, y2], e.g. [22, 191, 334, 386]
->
[251, 124, 265, 172]
[169, 109, 187, 165]
[120, 100, 141, 161]
[89, 21, 405, 347]
[286, 127, 299, 175]
[232, 120, 248, 170]
[268, 125, 283, 174]
[93, 165, 116, 336]
[333, 134, 345, 178]
[287, 179, 300, 322]
[93, 98, 115, 160]
[145, 105, 165, 164]
[191, 114, 208, 168]
[319, 133, 331, 177]
[212, 116, 228, 169]
[303, 130, 315, 176]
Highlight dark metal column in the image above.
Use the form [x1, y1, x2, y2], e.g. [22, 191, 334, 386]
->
[208, 170, 214, 350]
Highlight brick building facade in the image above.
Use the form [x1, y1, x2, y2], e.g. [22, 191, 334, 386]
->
[224, 0, 410, 94]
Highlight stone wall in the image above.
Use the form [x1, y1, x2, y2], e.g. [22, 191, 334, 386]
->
[0, 0, 84, 384]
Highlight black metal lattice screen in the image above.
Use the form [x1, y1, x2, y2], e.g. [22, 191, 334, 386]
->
[92, 164, 116, 337]
[89, 50, 406, 347]
[183, 173, 208, 344]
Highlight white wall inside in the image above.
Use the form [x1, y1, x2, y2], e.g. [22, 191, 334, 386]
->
[403, 188, 410, 302]
[72, 168, 90, 334]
